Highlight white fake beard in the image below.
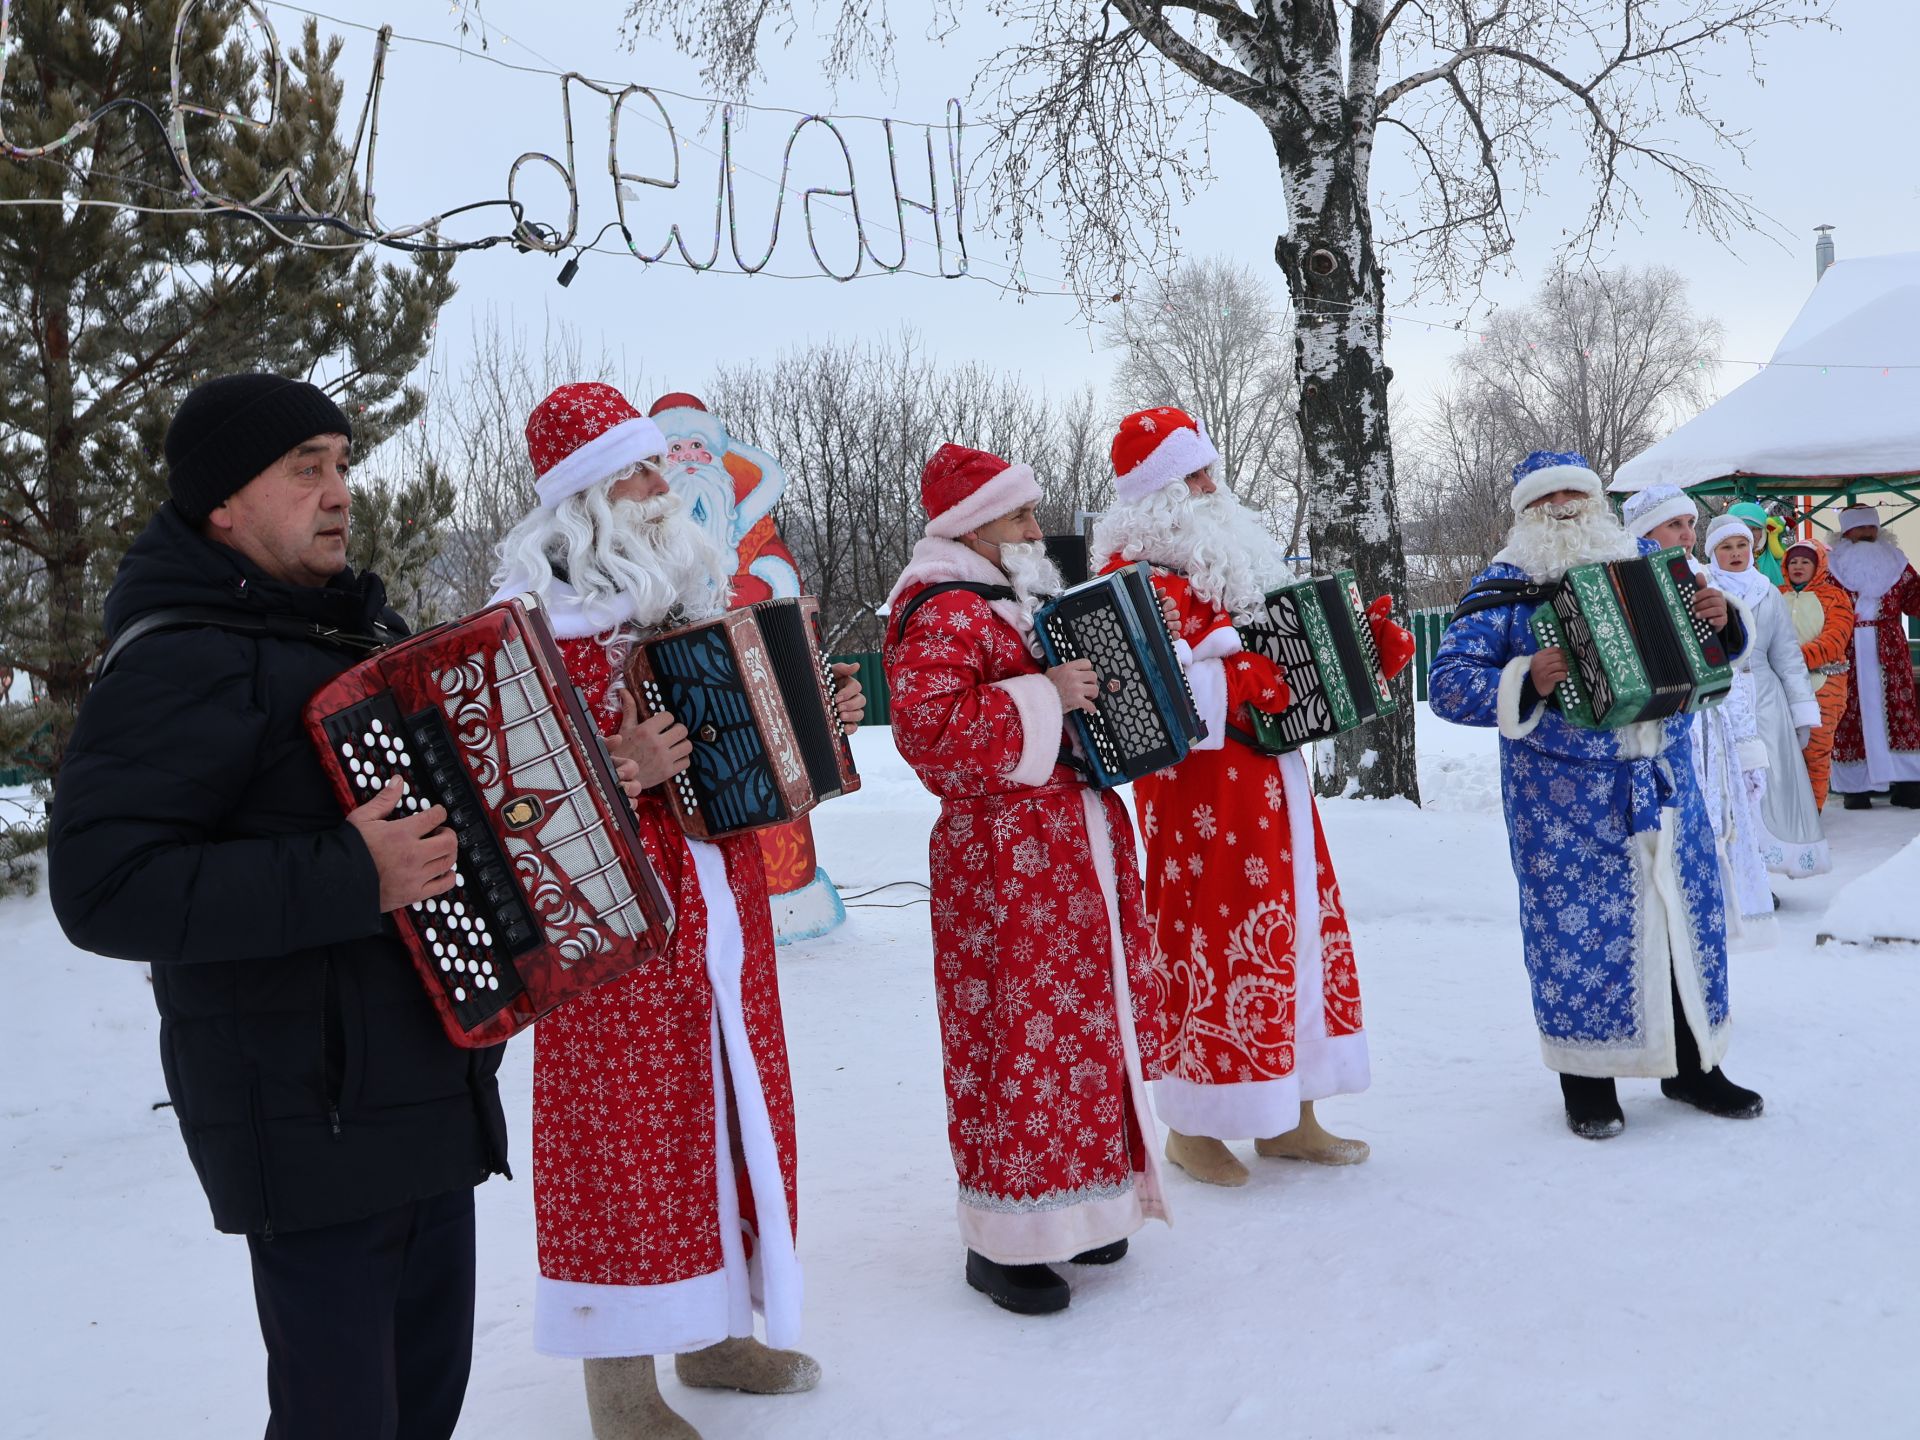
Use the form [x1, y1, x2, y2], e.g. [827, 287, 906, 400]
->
[1091, 485, 1294, 619]
[1825, 534, 1909, 602]
[1494, 497, 1641, 582]
[998, 540, 1066, 617]
[492, 487, 735, 632]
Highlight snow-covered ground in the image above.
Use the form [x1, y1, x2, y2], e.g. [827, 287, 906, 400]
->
[6, 710, 1918, 1438]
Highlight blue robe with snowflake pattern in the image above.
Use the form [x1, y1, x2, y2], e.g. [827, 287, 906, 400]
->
[1428, 554, 1740, 1078]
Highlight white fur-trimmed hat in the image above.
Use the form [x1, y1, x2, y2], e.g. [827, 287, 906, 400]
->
[1704, 513, 1752, 555]
[1838, 504, 1881, 532]
[1110, 406, 1221, 504]
[1510, 449, 1603, 513]
[1621, 482, 1697, 539]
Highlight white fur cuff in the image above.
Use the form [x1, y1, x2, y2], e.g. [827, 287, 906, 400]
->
[1497, 654, 1548, 739]
[990, 672, 1066, 787]
[1790, 699, 1822, 729]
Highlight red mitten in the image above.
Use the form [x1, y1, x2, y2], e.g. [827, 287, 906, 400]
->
[1367, 594, 1416, 680]
[1225, 652, 1291, 716]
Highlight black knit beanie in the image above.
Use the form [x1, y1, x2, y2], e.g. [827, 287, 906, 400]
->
[164, 374, 354, 523]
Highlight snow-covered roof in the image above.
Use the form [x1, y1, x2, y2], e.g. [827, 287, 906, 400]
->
[1612, 251, 1920, 494]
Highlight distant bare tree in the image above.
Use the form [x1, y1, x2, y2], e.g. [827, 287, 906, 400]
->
[1106, 257, 1305, 554]
[711, 330, 1108, 651]
[617, 0, 1828, 801]
[1404, 262, 1722, 607]
[415, 316, 628, 618]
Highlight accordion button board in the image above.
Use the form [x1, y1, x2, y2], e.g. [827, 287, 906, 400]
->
[1035, 563, 1202, 788]
[322, 694, 536, 1031]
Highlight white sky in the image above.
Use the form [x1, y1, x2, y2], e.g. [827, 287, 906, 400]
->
[250, 0, 1919, 440]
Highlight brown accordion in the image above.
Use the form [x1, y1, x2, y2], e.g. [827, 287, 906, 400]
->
[304, 596, 675, 1048]
[625, 596, 860, 838]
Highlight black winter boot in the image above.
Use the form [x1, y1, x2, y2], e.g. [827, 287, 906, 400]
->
[1665, 977, 1764, 1119]
[1661, 1068, 1765, 1118]
[1841, 791, 1876, 810]
[965, 1251, 1070, 1315]
[1070, 1239, 1128, 1265]
[1890, 782, 1920, 809]
[1559, 1074, 1624, 1139]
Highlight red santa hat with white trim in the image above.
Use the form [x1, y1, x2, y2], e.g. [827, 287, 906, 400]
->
[919, 443, 1042, 539]
[525, 381, 668, 509]
[1109, 406, 1221, 504]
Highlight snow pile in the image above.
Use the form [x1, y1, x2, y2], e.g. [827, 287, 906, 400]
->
[1818, 831, 1920, 946]
[6, 714, 1918, 1438]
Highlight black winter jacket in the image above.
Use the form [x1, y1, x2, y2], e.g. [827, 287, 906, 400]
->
[49, 504, 508, 1236]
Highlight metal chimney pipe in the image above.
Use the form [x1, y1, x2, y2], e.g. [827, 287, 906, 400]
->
[1815, 225, 1836, 280]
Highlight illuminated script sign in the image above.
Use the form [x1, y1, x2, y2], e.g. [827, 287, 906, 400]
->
[0, 0, 970, 280]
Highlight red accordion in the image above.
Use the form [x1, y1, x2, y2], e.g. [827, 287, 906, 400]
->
[304, 596, 675, 1048]
[625, 596, 860, 839]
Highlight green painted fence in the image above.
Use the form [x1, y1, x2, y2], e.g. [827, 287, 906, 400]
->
[830, 652, 891, 727]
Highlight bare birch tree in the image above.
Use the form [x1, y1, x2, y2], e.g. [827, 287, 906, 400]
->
[616, 0, 1828, 801]
[1106, 257, 1305, 554]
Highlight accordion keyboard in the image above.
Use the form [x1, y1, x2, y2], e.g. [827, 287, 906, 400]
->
[1042, 607, 1166, 776]
[322, 696, 535, 1029]
[636, 675, 703, 820]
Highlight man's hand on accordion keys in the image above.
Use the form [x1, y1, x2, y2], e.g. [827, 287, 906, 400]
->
[613, 690, 694, 789]
[1530, 646, 1571, 693]
[344, 775, 461, 914]
[1691, 586, 1730, 632]
[830, 661, 866, 736]
[1046, 656, 1102, 714]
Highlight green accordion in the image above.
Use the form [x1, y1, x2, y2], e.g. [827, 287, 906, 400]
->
[1527, 547, 1734, 729]
[1235, 571, 1397, 753]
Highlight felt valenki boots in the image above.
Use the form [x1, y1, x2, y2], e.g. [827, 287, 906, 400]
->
[583, 1357, 700, 1440]
[1255, 1101, 1371, 1165]
[675, 1336, 822, 1395]
[1163, 1130, 1249, 1186]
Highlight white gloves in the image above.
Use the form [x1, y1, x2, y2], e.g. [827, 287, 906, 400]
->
[1796, 726, 1812, 749]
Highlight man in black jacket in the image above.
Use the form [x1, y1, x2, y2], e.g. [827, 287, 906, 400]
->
[50, 374, 510, 1440]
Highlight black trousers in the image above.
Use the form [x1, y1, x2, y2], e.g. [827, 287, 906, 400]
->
[247, 1188, 477, 1440]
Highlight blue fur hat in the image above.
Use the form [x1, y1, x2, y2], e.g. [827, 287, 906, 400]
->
[1510, 450, 1602, 513]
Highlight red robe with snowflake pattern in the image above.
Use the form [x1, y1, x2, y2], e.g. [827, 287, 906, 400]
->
[1832, 560, 1920, 789]
[1112, 566, 1370, 1141]
[530, 634, 801, 1359]
[883, 539, 1168, 1264]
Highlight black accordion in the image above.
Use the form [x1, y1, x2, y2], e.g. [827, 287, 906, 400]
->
[1034, 563, 1205, 787]
[625, 595, 860, 838]
[1235, 571, 1397, 753]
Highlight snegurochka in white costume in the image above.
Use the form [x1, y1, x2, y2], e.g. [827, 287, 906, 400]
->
[1621, 485, 1776, 946]
[1430, 451, 1765, 1140]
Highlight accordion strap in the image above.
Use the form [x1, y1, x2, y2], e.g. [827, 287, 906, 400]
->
[1449, 578, 1558, 625]
[891, 580, 1018, 639]
[95, 605, 393, 682]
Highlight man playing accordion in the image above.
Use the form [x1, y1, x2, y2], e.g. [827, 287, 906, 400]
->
[489, 382, 860, 1439]
[50, 374, 509, 1440]
[883, 443, 1169, 1318]
[1429, 450, 1765, 1141]
[1091, 407, 1414, 1189]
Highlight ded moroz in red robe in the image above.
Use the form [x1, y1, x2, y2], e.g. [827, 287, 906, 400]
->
[1826, 534, 1920, 793]
[1104, 561, 1382, 1141]
[530, 633, 802, 1359]
[883, 538, 1169, 1263]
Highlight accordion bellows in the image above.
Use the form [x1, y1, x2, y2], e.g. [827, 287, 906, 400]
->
[1528, 547, 1733, 729]
[305, 596, 675, 1048]
[1236, 571, 1397, 754]
[625, 595, 860, 838]
[1035, 562, 1204, 788]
